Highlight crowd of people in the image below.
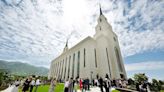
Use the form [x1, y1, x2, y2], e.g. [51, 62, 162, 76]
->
[63, 77, 87, 92]
[86, 74, 128, 92]
[8, 74, 150, 92]
[48, 74, 129, 92]
[136, 80, 150, 92]
[10, 76, 41, 92]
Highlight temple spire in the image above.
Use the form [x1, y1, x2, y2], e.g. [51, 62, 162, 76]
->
[65, 39, 68, 48]
[99, 4, 103, 15]
[63, 38, 69, 53]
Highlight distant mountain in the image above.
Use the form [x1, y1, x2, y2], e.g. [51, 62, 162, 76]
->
[0, 60, 49, 76]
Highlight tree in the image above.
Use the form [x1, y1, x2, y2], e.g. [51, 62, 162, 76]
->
[0, 72, 3, 86]
[150, 79, 164, 91]
[128, 78, 135, 85]
[0, 69, 9, 87]
[158, 80, 164, 85]
[133, 73, 148, 84]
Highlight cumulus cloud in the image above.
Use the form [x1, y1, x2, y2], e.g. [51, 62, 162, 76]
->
[107, 0, 164, 57]
[0, 0, 163, 67]
[125, 61, 164, 71]
[119, 30, 164, 57]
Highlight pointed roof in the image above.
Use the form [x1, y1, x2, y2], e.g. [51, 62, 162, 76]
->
[99, 4, 103, 15]
[65, 39, 68, 48]
[63, 39, 69, 53]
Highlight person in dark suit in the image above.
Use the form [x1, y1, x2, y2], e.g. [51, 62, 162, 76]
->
[99, 77, 104, 92]
[86, 78, 90, 90]
[22, 78, 31, 92]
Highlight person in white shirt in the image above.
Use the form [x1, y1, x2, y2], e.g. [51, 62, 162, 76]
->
[34, 78, 40, 92]
[95, 79, 99, 86]
[64, 79, 69, 92]
[15, 79, 20, 87]
[30, 78, 35, 92]
[11, 79, 20, 92]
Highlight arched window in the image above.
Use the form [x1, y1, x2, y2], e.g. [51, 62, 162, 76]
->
[115, 47, 123, 72]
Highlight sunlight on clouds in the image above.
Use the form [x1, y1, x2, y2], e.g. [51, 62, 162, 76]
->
[125, 61, 164, 71]
[0, 0, 164, 68]
[63, 0, 87, 23]
[119, 30, 164, 57]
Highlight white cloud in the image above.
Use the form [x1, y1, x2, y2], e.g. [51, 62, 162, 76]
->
[125, 61, 164, 71]
[0, 0, 164, 67]
[118, 30, 164, 57]
[109, 0, 164, 57]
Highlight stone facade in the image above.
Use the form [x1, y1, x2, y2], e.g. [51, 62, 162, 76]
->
[48, 9, 127, 80]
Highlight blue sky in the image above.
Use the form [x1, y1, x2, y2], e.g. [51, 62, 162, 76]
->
[0, 0, 164, 80]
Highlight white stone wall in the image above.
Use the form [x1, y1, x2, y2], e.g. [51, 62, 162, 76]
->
[49, 13, 127, 80]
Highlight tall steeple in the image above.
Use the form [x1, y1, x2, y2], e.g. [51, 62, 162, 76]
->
[97, 4, 107, 24]
[63, 39, 68, 53]
[94, 4, 113, 37]
[99, 4, 103, 15]
[65, 39, 68, 48]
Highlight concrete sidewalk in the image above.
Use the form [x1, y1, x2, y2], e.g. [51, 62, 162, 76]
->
[1, 85, 18, 92]
[77, 87, 115, 92]
[1, 86, 14, 92]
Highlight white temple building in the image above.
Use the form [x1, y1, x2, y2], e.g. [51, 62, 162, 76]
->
[49, 7, 127, 80]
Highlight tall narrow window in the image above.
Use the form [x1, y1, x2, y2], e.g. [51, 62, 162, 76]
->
[55, 63, 57, 76]
[113, 37, 116, 41]
[61, 60, 64, 78]
[94, 49, 97, 68]
[68, 56, 71, 78]
[59, 62, 60, 78]
[72, 53, 75, 79]
[60, 61, 62, 78]
[115, 47, 123, 72]
[58, 62, 60, 78]
[59, 61, 61, 78]
[54, 64, 56, 76]
[57, 62, 59, 78]
[64, 57, 67, 79]
[77, 51, 80, 77]
[106, 48, 111, 78]
[84, 48, 86, 67]
[52, 63, 54, 75]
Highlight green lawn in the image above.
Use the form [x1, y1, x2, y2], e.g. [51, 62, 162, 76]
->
[18, 83, 120, 92]
[112, 90, 120, 92]
[19, 83, 64, 92]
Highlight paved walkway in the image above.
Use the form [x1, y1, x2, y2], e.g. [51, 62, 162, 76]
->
[77, 87, 115, 92]
[1, 85, 18, 92]
[1, 86, 115, 92]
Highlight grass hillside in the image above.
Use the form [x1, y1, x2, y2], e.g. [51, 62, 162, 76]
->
[0, 60, 48, 76]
